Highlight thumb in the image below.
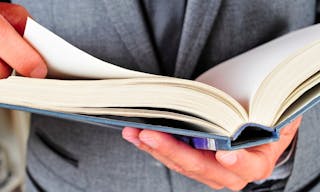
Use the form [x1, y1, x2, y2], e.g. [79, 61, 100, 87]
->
[215, 117, 302, 181]
[216, 149, 274, 181]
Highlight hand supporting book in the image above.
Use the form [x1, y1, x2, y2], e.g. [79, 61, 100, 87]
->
[122, 116, 301, 191]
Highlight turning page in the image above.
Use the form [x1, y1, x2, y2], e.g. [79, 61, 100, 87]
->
[23, 17, 152, 79]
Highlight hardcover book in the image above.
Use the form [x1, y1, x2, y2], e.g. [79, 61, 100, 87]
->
[1, 18, 319, 152]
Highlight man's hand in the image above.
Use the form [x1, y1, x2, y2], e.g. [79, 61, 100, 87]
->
[122, 116, 302, 191]
[0, 3, 47, 79]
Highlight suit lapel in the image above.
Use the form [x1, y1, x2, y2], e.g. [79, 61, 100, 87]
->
[102, 0, 160, 74]
[174, 0, 222, 79]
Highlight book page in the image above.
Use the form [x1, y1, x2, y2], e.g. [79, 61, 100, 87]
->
[196, 24, 320, 111]
[0, 76, 246, 135]
[23, 18, 153, 79]
[275, 72, 320, 124]
[276, 83, 320, 124]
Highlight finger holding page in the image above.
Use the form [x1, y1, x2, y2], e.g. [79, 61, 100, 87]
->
[0, 3, 47, 78]
[0, 3, 29, 36]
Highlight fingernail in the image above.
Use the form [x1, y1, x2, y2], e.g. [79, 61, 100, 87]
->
[30, 65, 47, 78]
[140, 135, 158, 148]
[122, 135, 141, 146]
[219, 151, 238, 165]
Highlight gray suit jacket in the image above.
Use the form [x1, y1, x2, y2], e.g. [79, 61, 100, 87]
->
[11, 0, 320, 191]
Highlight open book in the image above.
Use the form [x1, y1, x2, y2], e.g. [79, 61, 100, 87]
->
[1, 18, 319, 151]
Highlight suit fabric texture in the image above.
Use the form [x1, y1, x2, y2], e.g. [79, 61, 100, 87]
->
[11, 0, 320, 191]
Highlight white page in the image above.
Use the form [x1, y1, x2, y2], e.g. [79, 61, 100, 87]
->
[23, 18, 153, 79]
[196, 24, 320, 111]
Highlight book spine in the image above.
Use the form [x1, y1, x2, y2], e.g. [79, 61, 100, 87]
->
[191, 137, 217, 150]
[175, 136, 218, 150]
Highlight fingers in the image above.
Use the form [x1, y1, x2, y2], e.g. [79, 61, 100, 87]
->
[123, 127, 225, 189]
[216, 149, 274, 181]
[122, 127, 185, 173]
[0, 3, 47, 78]
[216, 116, 302, 181]
[0, 59, 12, 78]
[122, 127, 142, 146]
[122, 127, 248, 190]
[122, 117, 302, 191]
[0, 15, 47, 78]
[0, 3, 29, 35]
